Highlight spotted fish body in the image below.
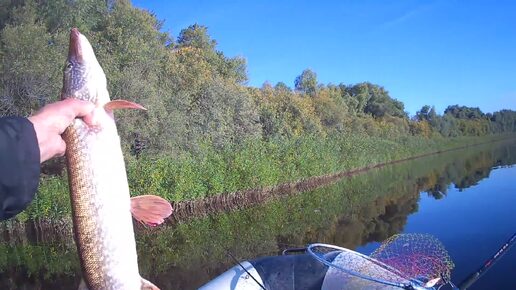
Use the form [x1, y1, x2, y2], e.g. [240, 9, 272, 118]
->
[62, 28, 157, 290]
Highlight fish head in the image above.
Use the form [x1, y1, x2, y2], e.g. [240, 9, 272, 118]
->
[61, 28, 110, 106]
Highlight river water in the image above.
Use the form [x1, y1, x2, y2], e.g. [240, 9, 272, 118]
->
[1, 139, 515, 289]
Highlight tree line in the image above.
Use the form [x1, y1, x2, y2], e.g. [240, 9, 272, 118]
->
[1, 0, 515, 159]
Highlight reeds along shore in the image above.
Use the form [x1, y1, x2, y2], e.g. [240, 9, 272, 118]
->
[18, 134, 514, 221]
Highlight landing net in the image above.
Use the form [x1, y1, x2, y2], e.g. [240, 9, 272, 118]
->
[307, 234, 454, 289]
[371, 233, 454, 286]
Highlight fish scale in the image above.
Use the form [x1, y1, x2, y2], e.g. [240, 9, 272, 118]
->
[65, 119, 140, 289]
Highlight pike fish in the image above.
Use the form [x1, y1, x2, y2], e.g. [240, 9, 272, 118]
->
[62, 28, 172, 290]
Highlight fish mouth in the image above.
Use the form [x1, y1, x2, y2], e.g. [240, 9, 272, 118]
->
[69, 27, 83, 62]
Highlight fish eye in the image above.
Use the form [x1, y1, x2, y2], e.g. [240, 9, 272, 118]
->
[65, 62, 73, 70]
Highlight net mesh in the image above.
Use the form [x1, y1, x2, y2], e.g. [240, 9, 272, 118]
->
[370, 233, 455, 286]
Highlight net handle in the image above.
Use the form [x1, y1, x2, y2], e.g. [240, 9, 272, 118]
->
[307, 243, 421, 289]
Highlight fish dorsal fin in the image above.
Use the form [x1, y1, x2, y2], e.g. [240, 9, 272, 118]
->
[141, 277, 160, 290]
[130, 195, 173, 226]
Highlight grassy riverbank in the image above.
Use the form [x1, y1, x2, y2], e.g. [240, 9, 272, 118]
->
[14, 133, 514, 221]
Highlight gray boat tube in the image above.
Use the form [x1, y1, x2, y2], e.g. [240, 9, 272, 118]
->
[199, 252, 339, 290]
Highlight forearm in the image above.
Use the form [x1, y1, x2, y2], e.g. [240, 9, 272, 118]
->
[0, 117, 40, 220]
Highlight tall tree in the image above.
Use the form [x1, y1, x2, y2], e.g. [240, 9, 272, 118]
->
[294, 69, 318, 96]
[177, 24, 216, 50]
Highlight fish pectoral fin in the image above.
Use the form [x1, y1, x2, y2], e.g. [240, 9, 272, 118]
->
[130, 195, 173, 227]
[141, 277, 160, 290]
[104, 99, 146, 111]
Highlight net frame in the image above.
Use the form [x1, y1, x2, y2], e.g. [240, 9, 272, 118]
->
[307, 243, 427, 289]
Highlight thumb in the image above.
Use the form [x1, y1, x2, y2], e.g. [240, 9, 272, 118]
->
[55, 138, 67, 158]
[62, 98, 95, 119]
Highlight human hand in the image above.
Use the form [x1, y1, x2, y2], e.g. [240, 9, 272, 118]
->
[28, 99, 94, 163]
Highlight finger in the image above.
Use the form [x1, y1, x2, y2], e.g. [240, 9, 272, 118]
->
[82, 112, 95, 127]
[40, 138, 67, 163]
[55, 138, 67, 158]
[61, 98, 95, 119]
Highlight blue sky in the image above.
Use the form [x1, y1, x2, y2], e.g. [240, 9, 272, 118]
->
[132, 0, 516, 115]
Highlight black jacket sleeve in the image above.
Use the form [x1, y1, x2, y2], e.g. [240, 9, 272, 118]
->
[0, 117, 40, 220]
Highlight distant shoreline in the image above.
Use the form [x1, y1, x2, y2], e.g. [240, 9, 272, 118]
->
[168, 135, 516, 223]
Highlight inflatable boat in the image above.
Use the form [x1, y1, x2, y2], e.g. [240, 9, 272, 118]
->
[199, 243, 445, 290]
[200, 232, 516, 290]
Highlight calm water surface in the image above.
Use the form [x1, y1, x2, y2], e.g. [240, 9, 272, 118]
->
[357, 161, 516, 290]
[1, 140, 515, 289]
